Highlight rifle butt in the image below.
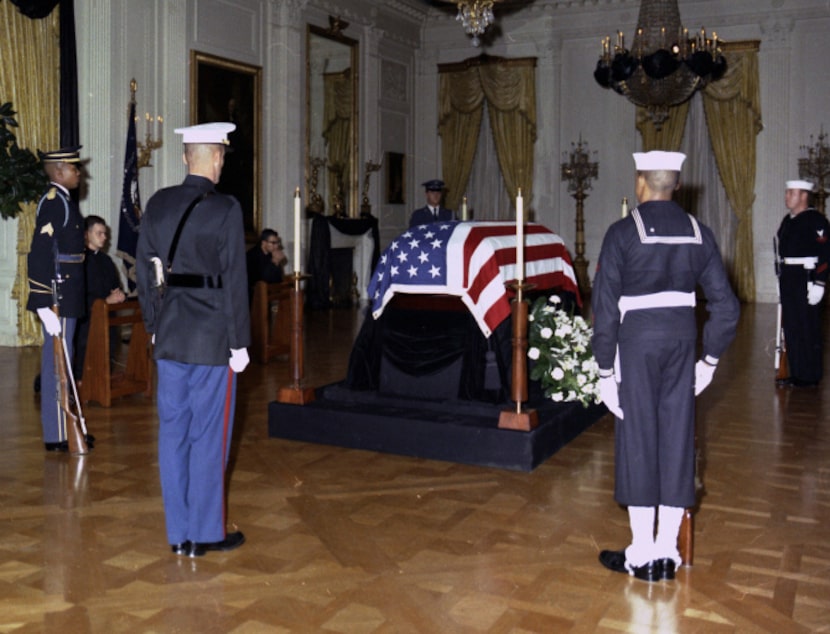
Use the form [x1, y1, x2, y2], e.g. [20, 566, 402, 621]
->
[66, 414, 89, 455]
[52, 333, 89, 455]
[776, 347, 789, 381]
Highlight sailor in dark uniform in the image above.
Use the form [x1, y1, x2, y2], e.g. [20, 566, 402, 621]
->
[27, 146, 89, 452]
[136, 122, 251, 558]
[775, 179, 830, 387]
[591, 151, 740, 582]
[408, 179, 455, 227]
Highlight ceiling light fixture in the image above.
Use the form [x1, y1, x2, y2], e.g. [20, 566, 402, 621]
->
[594, 0, 727, 129]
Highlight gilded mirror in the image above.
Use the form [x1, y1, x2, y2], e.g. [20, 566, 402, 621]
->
[306, 21, 359, 217]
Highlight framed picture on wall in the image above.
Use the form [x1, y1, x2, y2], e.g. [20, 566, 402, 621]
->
[190, 51, 261, 236]
[385, 152, 405, 204]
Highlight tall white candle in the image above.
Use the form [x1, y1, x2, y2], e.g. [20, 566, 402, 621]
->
[516, 188, 524, 282]
[294, 188, 301, 272]
[461, 195, 468, 221]
[621, 196, 629, 218]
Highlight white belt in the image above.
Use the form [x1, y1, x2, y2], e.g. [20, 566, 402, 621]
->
[618, 291, 696, 321]
[781, 256, 818, 269]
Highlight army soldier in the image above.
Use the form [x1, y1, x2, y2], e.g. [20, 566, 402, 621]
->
[775, 179, 830, 388]
[592, 151, 739, 582]
[136, 122, 251, 558]
[27, 146, 92, 452]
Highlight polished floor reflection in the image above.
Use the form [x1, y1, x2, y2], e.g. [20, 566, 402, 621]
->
[1, 303, 828, 633]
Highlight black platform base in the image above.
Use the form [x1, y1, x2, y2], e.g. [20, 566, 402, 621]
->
[268, 383, 606, 472]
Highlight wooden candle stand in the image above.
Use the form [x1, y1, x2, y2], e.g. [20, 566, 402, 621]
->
[498, 281, 538, 431]
[277, 272, 316, 405]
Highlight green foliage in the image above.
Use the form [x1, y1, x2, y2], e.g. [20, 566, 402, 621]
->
[527, 294, 601, 407]
[0, 101, 47, 220]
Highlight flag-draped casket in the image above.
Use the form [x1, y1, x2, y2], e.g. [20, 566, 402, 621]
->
[346, 221, 580, 402]
[367, 221, 580, 337]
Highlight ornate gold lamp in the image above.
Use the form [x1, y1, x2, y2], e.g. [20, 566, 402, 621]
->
[130, 80, 163, 169]
[594, 0, 726, 129]
[561, 137, 598, 296]
[798, 128, 830, 214]
[360, 159, 382, 216]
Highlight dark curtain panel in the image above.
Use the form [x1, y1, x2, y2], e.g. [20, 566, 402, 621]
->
[10, 0, 78, 147]
[9, 0, 59, 19]
[58, 0, 78, 147]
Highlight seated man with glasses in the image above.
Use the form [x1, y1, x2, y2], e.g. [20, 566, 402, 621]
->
[246, 228, 287, 301]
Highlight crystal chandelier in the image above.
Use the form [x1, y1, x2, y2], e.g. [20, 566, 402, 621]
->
[454, 0, 497, 47]
[593, 0, 727, 129]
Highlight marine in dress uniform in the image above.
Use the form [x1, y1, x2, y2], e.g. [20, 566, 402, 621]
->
[591, 151, 740, 582]
[775, 179, 830, 387]
[408, 179, 455, 228]
[136, 123, 251, 558]
[26, 146, 91, 452]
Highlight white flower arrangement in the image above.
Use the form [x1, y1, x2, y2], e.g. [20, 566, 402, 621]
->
[527, 294, 601, 407]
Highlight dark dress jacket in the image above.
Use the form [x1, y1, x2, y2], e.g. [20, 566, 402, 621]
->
[26, 184, 86, 318]
[136, 174, 250, 366]
[409, 206, 454, 228]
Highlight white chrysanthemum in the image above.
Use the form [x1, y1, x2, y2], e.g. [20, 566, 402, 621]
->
[552, 392, 564, 401]
[528, 347, 540, 360]
[540, 327, 553, 340]
[550, 295, 562, 304]
[551, 367, 565, 380]
[577, 373, 587, 386]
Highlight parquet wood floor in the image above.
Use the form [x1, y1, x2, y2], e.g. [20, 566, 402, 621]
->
[1, 303, 828, 633]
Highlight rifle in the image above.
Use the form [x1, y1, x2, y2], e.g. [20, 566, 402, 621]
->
[773, 236, 789, 380]
[775, 302, 788, 381]
[52, 281, 89, 455]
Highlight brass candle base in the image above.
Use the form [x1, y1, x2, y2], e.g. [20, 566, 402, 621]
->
[276, 272, 316, 406]
[497, 280, 537, 431]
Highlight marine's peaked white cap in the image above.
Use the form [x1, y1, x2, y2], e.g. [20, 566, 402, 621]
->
[174, 122, 236, 145]
[633, 151, 686, 171]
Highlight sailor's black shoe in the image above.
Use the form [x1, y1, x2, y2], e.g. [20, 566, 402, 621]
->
[599, 549, 663, 582]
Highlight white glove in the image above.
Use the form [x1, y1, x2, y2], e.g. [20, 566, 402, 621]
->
[229, 348, 250, 373]
[37, 307, 61, 336]
[598, 372, 624, 419]
[694, 357, 717, 396]
[807, 282, 825, 305]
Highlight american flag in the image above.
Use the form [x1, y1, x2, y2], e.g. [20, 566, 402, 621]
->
[368, 221, 579, 336]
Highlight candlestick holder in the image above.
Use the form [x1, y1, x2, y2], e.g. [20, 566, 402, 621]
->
[130, 79, 163, 170]
[307, 156, 327, 214]
[276, 271, 316, 405]
[360, 159, 383, 216]
[498, 280, 539, 431]
[798, 127, 830, 214]
[561, 136, 598, 296]
[328, 162, 346, 217]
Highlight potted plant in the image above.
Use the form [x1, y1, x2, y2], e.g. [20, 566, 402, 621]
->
[0, 101, 47, 220]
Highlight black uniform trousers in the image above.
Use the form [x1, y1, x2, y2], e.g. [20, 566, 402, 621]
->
[780, 265, 823, 383]
[616, 337, 697, 509]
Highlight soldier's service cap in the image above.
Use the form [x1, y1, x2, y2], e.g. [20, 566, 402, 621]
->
[786, 179, 814, 192]
[38, 146, 83, 164]
[633, 151, 686, 172]
[422, 179, 445, 191]
[174, 122, 236, 145]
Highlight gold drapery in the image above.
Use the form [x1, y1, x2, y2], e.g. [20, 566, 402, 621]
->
[323, 69, 352, 214]
[702, 42, 762, 302]
[636, 101, 690, 151]
[438, 56, 537, 216]
[635, 41, 761, 302]
[1, 4, 61, 345]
